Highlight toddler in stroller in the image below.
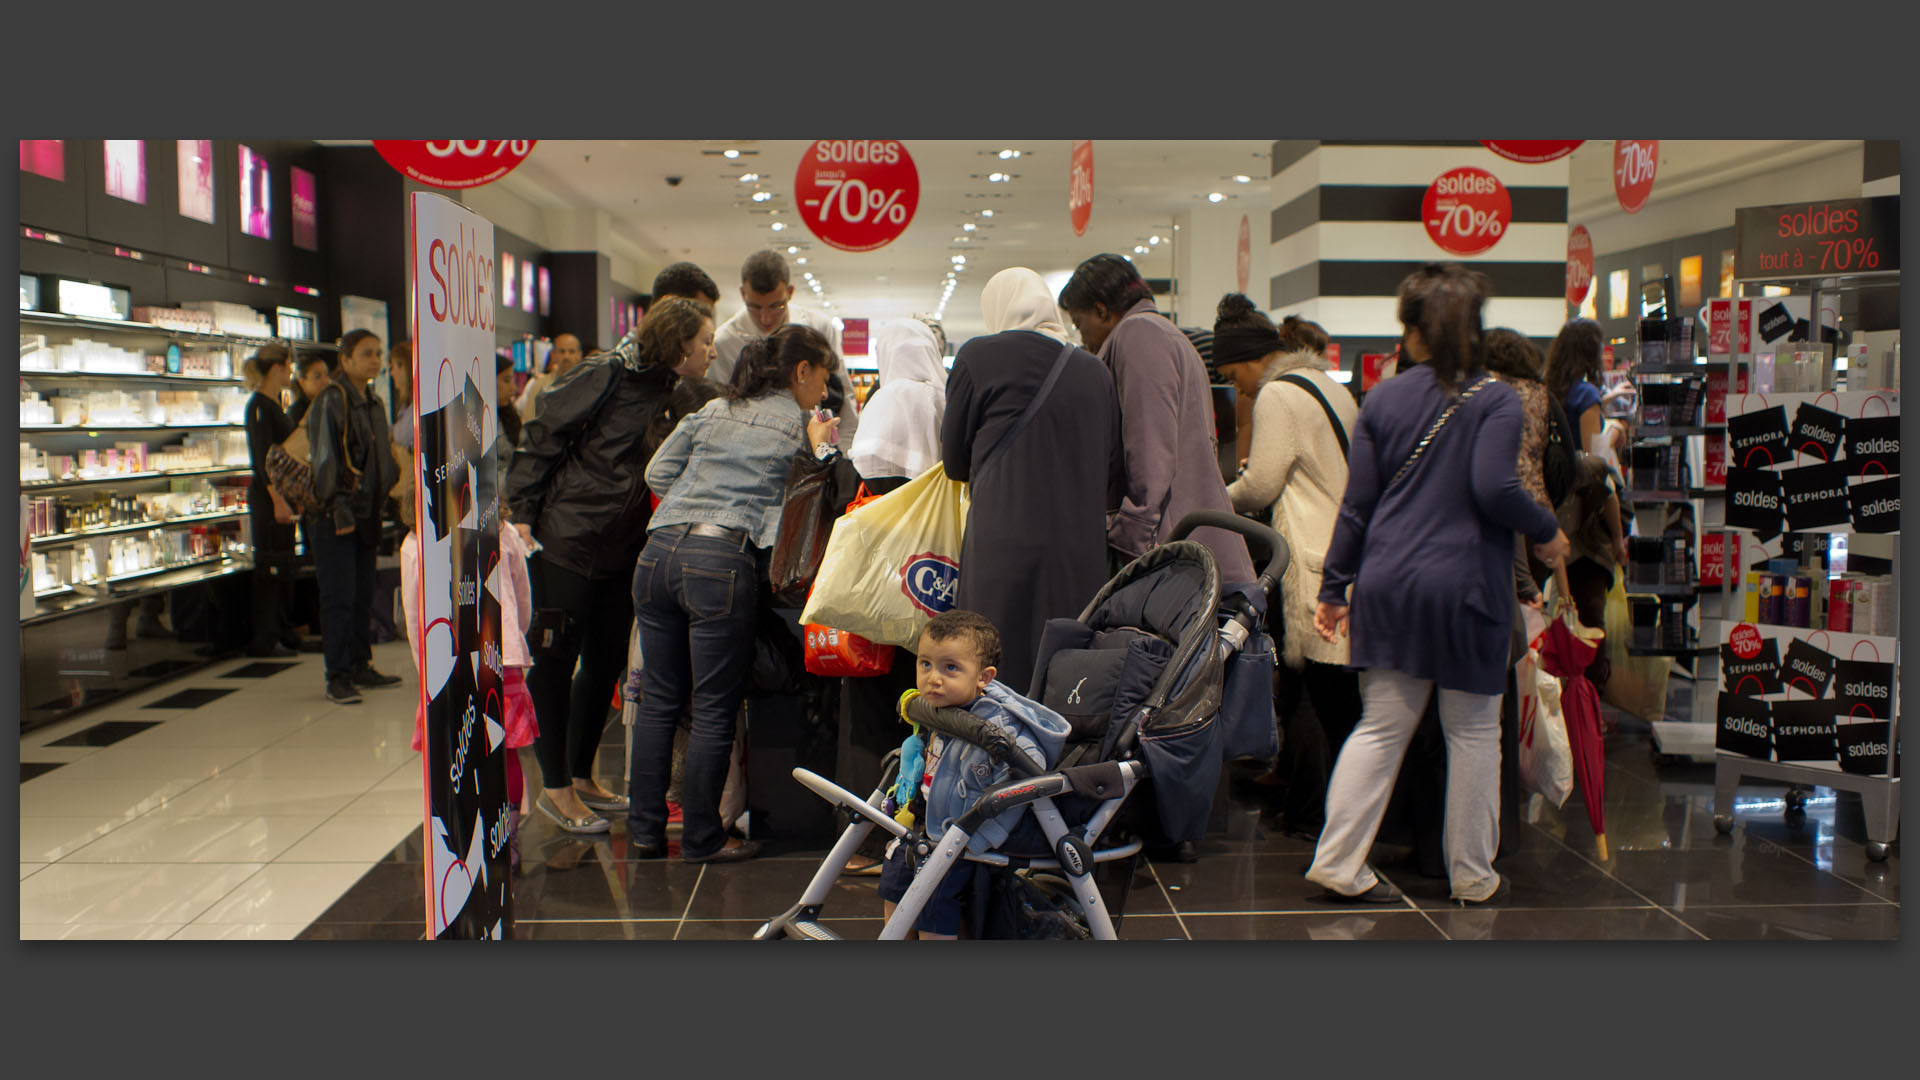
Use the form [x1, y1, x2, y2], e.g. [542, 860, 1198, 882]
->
[756, 511, 1287, 941]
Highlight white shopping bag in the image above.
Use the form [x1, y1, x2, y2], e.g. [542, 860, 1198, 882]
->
[1515, 647, 1574, 808]
[800, 463, 969, 649]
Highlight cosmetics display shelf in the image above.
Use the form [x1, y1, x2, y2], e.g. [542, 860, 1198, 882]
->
[18, 311, 334, 351]
[23, 556, 253, 627]
[1637, 425, 1713, 438]
[29, 509, 248, 548]
[21, 466, 253, 493]
[21, 422, 243, 433]
[1637, 360, 1731, 375]
[18, 368, 247, 386]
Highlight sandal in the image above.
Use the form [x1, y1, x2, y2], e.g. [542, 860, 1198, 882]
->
[536, 794, 610, 835]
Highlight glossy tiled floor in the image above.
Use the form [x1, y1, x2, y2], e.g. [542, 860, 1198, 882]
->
[20, 656, 1901, 940]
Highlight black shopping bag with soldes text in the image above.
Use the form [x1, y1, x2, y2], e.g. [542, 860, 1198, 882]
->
[1767, 699, 1837, 763]
[1728, 405, 1790, 469]
[1716, 693, 1773, 760]
[1844, 415, 1899, 478]
[1780, 461, 1852, 532]
[1721, 637, 1783, 697]
[1790, 403, 1846, 463]
[1725, 467, 1784, 539]
[1848, 475, 1901, 534]
[1778, 637, 1837, 699]
[1836, 720, 1896, 776]
[1832, 658, 1895, 717]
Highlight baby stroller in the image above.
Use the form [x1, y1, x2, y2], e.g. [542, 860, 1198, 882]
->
[755, 511, 1286, 940]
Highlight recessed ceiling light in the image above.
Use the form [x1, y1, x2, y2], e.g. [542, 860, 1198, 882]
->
[740, 172, 759, 182]
[796, 258, 807, 265]
[1233, 174, 1252, 183]
[787, 246, 798, 254]
[980, 210, 993, 217]
[1149, 236, 1161, 245]
[1207, 192, 1225, 203]
[1134, 245, 1148, 254]
[723, 149, 740, 159]
[988, 172, 1007, 183]
[962, 223, 977, 232]
[771, 222, 786, 231]
[952, 255, 966, 263]
[998, 149, 1020, 160]
[751, 191, 771, 202]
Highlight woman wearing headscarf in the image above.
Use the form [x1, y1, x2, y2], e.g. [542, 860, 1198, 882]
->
[942, 268, 1123, 692]
[832, 318, 951, 874]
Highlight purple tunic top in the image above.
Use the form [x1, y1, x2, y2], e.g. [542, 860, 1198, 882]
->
[1319, 365, 1561, 695]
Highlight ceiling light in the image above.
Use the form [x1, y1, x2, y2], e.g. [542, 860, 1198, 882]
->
[980, 210, 993, 217]
[1134, 246, 1148, 254]
[1233, 174, 1252, 184]
[740, 172, 760, 182]
[953, 236, 966, 242]
[952, 255, 966, 264]
[751, 191, 771, 202]
[988, 172, 1007, 183]
[796, 257, 807, 265]
[998, 149, 1020, 160]
[723, 149, 740, 159]
[1207, 192, 1225, 203]
[1149, 236, 1161, 245]
[962, 223, 977, 232]
[771, 222, 786, 231]
[787, 246, 798, 254]
[803, 272, 813, 279]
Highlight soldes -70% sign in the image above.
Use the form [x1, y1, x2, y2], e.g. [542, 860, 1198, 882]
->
[374, 140, 538, 190]
[794, 140, 920, 253]
[1422, 167, 1510, 257]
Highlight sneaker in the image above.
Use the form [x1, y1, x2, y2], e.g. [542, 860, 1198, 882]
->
[326, 676, 364, 705]
[665, 801, 684, 825]
[351, 664, 403, 689]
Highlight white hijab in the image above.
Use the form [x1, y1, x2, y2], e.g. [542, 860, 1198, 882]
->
[981, 267, 1070, 344]
[849, 318, 946, 481]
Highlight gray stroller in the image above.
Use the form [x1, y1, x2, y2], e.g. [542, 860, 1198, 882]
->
[755, 511, 1286, 940]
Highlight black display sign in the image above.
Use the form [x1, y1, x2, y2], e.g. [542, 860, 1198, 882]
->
[1845, 415, 1898, 478]
[1725, 467, 1785, 539]
[1780, 461, 1852, 532]
[1848, 475, 1901, 533]
[1768, 699, 1838, 763]
[1727, 406, 1790, 469]
[1717, 693, 1773, 759]
[1756, 302, 1795, 343]
[1836, 720, 1895, 776]
[1833, 658, 1895, 715]
[1790, 403, 1845, 463]
[1734, 194, 1900, 281]
[1779, 637, 1837, 699]
[1721, 637, 1783, 697]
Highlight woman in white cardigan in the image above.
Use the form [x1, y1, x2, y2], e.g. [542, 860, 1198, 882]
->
[1216, 296, 1361, 836]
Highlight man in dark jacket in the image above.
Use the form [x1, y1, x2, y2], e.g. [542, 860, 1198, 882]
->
[307, 330, 402, 704]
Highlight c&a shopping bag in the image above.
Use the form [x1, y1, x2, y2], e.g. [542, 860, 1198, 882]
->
[800, 463, 970, 649]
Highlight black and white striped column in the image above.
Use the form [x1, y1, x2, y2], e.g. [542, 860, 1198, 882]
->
[1268, 140, 1571, 339]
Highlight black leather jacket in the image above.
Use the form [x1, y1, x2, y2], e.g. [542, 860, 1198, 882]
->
[307, 372, 397, 534]
[505, 356, 679, 580]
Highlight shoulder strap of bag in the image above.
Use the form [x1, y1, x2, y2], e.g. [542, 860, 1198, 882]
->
[1386, 375, 1495, 494]
[975, 341, 1075, 476]
[1275, 372, 1349, 459]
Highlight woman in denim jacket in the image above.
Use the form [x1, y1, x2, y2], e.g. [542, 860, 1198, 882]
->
[627, 325, 842, 863]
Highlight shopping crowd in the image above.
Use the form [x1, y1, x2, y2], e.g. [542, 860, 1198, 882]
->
[239, 248, 1634, 907]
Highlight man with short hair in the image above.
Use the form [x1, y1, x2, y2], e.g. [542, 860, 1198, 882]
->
[516, 331, 584, 424]
[712, 250, 859, 449]
[1058, 253, 1255, 586]
[651, 261, 721, 307]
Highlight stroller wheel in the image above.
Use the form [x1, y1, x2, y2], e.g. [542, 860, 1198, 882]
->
[1023, 872, 1093, 940]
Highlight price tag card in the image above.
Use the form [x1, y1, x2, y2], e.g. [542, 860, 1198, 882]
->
[1780, 461, 1851, 532]
[1728, 406, 1790, 469]
[1779, 637, 1838, 699]
[1768, 699, 1839, 762]
[1725, 467, 1785, 539]
[1848, 475, 1901, 533]
[1790, 403, 1846, 463]
[1717, 692, 1774, 759]
[1845, 415, 1899, 478]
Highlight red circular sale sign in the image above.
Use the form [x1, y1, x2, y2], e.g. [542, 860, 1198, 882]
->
[1069, 140, 1094, 237]
[1236, 215, 1251, 292]
[1482, 140, 1585, 164]
[1422, 167, 1510, 257]
[794, 140, 919, 253]
[1729, 623, 1764, 660]
[1614, 140, 1659, 214]
[373, 140, 537, 189]
[1566, 225, 1594, 306]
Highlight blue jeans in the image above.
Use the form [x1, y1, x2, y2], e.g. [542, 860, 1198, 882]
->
[309, 519, 377, 681]
[627, 525, 758, 859]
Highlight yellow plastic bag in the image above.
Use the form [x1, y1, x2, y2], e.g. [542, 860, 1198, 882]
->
[1600, 567, 1670, 722]
[799, 463, 970, 649]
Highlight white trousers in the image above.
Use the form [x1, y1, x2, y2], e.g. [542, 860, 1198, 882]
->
[1304, 668, 1504, 902]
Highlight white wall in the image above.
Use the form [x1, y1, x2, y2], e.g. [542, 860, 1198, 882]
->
[1173, 200, 1269, 326]
[457, 183, 551, 248]
[1577, 146, 1864, 256]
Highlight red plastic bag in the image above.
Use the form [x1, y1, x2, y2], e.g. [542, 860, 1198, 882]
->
[803, 623, 896, 677]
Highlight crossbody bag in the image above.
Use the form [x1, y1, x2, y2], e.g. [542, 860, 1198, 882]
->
[264, 383, 358, 515]
[1275, 372, 1350, 459]
[1385, 375, 1496, 494]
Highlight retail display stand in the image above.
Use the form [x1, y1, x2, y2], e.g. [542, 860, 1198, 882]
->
[17, 311, 330, 626]
[1707, 200, 1900, 859]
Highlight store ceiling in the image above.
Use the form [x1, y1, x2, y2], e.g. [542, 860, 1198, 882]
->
[1564, 139, 1857, 222]
[495, 140, 1273, 344]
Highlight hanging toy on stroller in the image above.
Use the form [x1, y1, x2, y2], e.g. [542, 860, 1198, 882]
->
[755, 511, 1287, 940]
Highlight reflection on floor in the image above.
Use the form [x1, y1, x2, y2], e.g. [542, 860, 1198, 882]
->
[20, 647, 1901, 941]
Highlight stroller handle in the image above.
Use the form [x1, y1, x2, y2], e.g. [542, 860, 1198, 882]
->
[1170, 510, 1288, 593]
[902, 696, 1044, 780]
